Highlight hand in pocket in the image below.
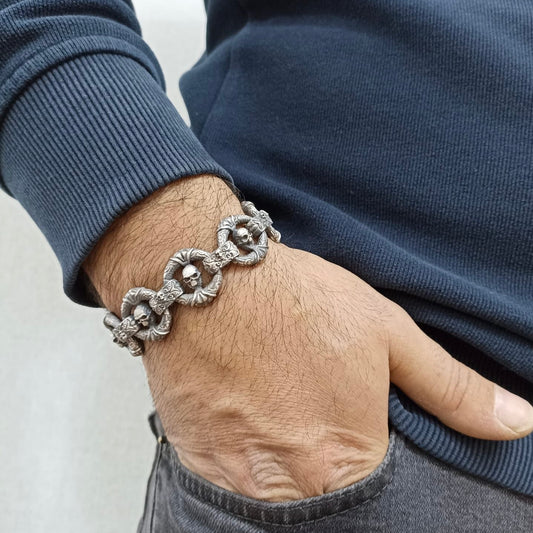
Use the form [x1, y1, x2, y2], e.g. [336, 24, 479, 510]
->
[139, 241, 533, 502]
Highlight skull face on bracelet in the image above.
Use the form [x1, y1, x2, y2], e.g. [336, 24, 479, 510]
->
[232, 227, 254, 249]
[181, 264, 203, 291]
[133, 302, 153, 328]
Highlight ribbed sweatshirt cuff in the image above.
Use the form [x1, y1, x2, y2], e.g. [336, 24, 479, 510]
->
[0, 53, 234, 306]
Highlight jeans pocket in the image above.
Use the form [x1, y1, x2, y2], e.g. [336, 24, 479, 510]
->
[170, 425, 399, 527]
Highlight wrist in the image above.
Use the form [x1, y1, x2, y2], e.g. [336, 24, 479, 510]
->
[82, 174, 243, 313]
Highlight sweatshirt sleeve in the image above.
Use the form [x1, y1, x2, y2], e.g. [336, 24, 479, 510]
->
[0, 1, 234, 306]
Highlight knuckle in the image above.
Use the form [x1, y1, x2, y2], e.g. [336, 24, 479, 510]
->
[386, 301, 412, 327]
[384, 302, 416, 351]
[321, 438, 388, 493]
[244, 449, 303, 501]
[440, 361, 472, 415]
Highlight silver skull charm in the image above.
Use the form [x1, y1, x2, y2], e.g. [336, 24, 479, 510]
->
[133, 302, 153, 327]
[182, 264, 203, 291]
[164, 248, 223, 307]
[232, 227, 254, 249]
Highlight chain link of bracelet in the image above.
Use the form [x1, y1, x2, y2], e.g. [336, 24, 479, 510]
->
[102, 201, 281, 356]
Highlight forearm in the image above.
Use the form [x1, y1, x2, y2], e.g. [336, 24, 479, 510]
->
[83, 174, 244, 314]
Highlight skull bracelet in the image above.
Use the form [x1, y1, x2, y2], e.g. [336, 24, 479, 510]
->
[102, 201, 281, 356]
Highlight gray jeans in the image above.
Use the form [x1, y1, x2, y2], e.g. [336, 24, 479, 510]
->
[137, 413, 532, 532]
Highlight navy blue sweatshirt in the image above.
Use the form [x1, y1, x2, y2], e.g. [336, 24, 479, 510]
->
[1, 1, 532, 496]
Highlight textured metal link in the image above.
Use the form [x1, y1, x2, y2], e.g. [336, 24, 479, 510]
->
[103, 201, 281, 356]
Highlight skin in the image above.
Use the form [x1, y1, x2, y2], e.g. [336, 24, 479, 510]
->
[84, 174, 533, 502]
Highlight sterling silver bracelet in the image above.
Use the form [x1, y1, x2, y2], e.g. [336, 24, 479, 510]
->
[103, 201, 281, 356]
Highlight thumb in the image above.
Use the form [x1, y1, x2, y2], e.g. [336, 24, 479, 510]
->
[387, 306, 533, 440]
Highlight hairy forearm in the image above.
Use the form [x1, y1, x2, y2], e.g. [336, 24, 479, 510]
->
[83, 174, 244, 315]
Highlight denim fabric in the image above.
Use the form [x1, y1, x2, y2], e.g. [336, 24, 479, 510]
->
[137, 409, 532, 533]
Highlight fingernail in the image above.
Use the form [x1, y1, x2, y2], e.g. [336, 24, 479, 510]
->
[494, 387, 533, 433]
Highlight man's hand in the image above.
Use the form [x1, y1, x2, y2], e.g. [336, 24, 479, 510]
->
[84, 175, 533, 502]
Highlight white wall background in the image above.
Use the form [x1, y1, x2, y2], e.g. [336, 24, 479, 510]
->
[0, 2, 207, 531]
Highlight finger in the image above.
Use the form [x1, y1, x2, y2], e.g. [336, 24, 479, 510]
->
[387, 306, 533, 440]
